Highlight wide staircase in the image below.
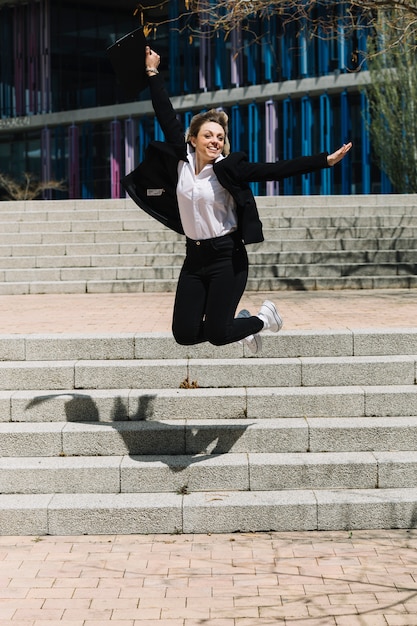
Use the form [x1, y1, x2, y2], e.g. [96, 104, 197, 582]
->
[0, 194, 416, 294]
[1, 329, 417, 535]
[0, 194, 416, 536]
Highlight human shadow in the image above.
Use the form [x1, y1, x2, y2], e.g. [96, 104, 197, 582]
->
[24, 391, 251, 471]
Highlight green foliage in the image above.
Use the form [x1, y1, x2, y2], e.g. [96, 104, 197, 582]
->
[364, 36, 417, 192]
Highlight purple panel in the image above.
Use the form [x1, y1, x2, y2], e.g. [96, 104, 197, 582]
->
[41, 127, 52, 199]
[231, 27, 243, 87]
[13, 5, 24, 116]
[40, 0, 51, 113]
[265, 100, 279, 196]
[68, 125, 80, 199]
[124, 118, 135, 197]
[28, 0, 39, 114]
[110, 120, 121, 199]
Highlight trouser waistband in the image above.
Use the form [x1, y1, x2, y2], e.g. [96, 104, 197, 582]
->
[186, 231, 240, 246]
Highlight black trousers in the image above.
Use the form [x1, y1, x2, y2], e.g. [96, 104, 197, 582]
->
[172, 232, 264, 346]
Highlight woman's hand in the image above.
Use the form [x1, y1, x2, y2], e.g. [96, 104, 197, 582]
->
[145, 46, 160, 74]
[327, 142, 352, 166]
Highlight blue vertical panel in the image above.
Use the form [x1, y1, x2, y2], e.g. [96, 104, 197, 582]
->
[214, 33, 225, 89]
[245, 34, 257, 85]
[248, 103, 259, 195]
[282, 97, 294, 195]
[381, 172, 393, 193]
[263, 20, 275, 83]
[318, 6, 330, 75]
[360, 92, 371, 194]
[301, 96, 313, 195]
[139, 118, 151, 161]
[184, 110, 192, 136]
[320, 93, 332, 194]
[81, 122, 93, 199]
[337, 3, 348, 72]
[340, 90, 351, 194]
[169, 0, 180, 94]
[299, 20, 308, 78]
[231, 105, 242, 152]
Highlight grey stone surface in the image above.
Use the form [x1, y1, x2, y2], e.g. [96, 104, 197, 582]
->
[301, 356, 415, 387]
[365, 386, 417, 417]
[47, 493, 182, 535]
[0, 391, 11, 422]
[0, 361, 76, 390]
[0, 456, 122, 494]
[0, 422, 63, 457]
[183, 490, 317, 533]
[62, 420, 186, 456]
[189, 358, 301, 388]
[308, 417, 417, 452]
[134, 333, 242, 359]
[353, 329, 417, 356]
[74, 359, 189, 389]
[185, 418, 308, 454]
[0, 494, 51, 535]
[121, 453, 249, 493]
[128, 388, 247, 421]
[316, 488, 417, 530]
[249, 452, 377, 490]
[25, 333, 136, 361]
[11, 390, 129, 423]
[247, 386, 365, 418]
[0, 335, 25, 361]
[259, 330, 353, 359]
[374, 451, 417, 488]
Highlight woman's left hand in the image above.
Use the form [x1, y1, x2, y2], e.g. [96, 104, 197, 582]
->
[327, 142, 352, 166]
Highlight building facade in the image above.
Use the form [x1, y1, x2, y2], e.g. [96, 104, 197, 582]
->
[0, 0, 392, 200]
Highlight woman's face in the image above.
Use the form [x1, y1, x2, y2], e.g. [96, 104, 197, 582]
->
[191, 121, 225, 168]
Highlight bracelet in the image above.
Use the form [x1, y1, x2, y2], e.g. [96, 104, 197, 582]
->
[146, 67, 159, 75]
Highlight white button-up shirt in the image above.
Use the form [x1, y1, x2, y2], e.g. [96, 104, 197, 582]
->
[176, 146, 238, 240]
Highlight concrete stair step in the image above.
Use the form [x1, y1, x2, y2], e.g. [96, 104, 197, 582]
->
[1, 275, 416, 296]
[2, 487, 417, 535]
[2, 450, 417, 495]
[2, 250, 416, 271]
[2, 415, 417, 456]
[1, 262, 415, 283]
[0, 353, 415, 390]
[2, 329, 417, 360]
[1, 238, 416, 256]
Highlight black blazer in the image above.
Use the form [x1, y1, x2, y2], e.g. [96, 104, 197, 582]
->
[122, 74, 330, 244]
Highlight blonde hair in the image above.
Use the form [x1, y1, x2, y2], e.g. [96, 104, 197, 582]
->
[185, 109, 230, 156]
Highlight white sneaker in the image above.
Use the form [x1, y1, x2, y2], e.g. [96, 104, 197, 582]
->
[257, 300, 283, 333]
[237, 309, 262, 354]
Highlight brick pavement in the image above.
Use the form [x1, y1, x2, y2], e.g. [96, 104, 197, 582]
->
[1, 530, 417, 625]
[1, 287, 417, 625]
[0, 288, 416, 334]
